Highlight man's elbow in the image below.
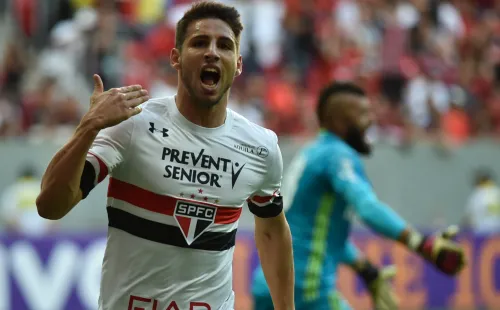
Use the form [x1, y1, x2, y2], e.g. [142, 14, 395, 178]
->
[354, 198, 379, 222]
[36, 192, 66, 220]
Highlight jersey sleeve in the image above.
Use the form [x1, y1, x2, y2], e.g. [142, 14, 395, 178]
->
[247, 140, 284, 218]
[340, 240, 361, 265]
[326, 151, 407, 240]
[80, 118, 135, 199]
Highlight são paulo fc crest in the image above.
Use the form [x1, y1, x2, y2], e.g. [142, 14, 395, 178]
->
[174, 201, 216, 245]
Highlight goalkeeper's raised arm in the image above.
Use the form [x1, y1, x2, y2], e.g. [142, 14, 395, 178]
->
[328, 152, 466, 276]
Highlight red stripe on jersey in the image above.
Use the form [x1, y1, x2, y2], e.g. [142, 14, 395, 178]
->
[107, 178, 242, 224]
[88, 152, 109, 183]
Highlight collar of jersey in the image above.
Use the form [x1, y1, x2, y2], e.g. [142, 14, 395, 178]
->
[170, 97, 234, 136]
[318, 129, 342, 142]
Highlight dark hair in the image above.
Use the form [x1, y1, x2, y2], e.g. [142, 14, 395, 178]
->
[19, 165, 37, 178]
[473, 168, 494, 185]
[316, 82, 366, 125]
[175, 1, 243, 49]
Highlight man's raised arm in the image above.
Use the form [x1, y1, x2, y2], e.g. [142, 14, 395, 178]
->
[327, 153, 466, 276]
[36, 74, 148, 220]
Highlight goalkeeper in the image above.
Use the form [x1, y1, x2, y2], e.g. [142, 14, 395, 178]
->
[251, 82, 466, 310]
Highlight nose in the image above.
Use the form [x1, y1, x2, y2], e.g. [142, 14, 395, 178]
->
[204, 41, 220, 62]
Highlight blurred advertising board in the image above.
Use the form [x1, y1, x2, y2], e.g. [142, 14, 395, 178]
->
[0, 231, 498, 310]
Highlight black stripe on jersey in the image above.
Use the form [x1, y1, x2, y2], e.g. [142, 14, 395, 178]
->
[107, 207, 237, 251]
[248, 196, 283, 218]
[80, 160, 97, 199]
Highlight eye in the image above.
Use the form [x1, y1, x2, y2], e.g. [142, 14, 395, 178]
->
[191, 40, 206, 48]
[218, 41, 233, 50]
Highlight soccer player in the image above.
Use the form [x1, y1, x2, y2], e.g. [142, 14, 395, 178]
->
[252, 82, 466, 310]
[36, 2, 294, 310]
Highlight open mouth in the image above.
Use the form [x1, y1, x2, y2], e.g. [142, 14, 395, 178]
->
[200, 68, 221, 88]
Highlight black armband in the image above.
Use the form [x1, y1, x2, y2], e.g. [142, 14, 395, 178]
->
[248, 196, 283, 218]
[80, 160, 97, 199]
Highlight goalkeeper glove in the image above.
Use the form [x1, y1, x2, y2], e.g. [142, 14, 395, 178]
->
[407, 225, 466, 276]
[355, 262, 399, 310]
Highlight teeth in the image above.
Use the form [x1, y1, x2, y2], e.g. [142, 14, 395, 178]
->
[204, 68, 217, 73]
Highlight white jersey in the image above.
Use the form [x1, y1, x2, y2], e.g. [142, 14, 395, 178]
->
[84, 96, 283, 310]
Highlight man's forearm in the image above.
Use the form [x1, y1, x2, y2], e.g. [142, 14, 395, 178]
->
[255, 214, 294, 310]
[36, 118, 99, 219]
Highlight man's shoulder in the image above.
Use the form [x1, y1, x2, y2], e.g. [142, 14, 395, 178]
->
[229, 109, 278, 148]
[312, 137, 358, 160]
[141, 96, 175, 115]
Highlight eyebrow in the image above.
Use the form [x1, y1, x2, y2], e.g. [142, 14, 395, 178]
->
[189, 34, 235, 45]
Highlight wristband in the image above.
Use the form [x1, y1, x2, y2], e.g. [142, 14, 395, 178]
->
[355, 261, 380, 285]
[407, 230, 424, 251]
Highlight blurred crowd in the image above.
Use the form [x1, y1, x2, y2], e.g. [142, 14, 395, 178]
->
[2, 0, 500, 146]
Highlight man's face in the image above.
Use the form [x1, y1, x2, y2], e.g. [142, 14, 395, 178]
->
[344, 96, 374, 155]
[171, 18, 242, 108]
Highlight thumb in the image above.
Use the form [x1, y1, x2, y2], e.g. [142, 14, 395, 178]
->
[92, 74, 104, 95]
[440, 225, 460, 239]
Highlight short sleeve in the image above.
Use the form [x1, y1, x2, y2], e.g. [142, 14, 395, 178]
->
[85, 118, 135, 188]
[247, 141, 284, 218]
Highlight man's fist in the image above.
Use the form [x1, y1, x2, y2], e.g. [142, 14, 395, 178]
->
[84, 74, 149, 130]
[417, 225, 466, 276]
[367, 265, 398, 310]
[355, 262, 398, 310]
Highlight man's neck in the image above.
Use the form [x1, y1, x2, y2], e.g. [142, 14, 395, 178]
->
[175, 86, 228, 128]
[321, 127, 345, 140]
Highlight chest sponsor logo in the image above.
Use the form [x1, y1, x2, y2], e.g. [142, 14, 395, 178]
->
[174, 201, 216, 245]
[162, 147, 245, 188]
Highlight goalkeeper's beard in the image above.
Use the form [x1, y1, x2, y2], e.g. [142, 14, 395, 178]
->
[345, 126, 371, 155]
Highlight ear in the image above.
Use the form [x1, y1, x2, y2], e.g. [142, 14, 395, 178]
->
[170, 48, 181, 71]
[235, 55, 243, 77]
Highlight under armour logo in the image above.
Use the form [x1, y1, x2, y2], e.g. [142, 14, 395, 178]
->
[149, 122, 169, 137]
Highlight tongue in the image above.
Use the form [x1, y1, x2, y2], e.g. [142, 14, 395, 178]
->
[202, 75, 216, 86]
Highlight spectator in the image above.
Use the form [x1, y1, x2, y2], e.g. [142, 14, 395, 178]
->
[229, 74, 266, 126]
[440, 85, 471, 145]
[1, 0, 500, 144]
[0, 166, 56, 236]
[462, 169, 500, 235]
[149, 61, 178, 99]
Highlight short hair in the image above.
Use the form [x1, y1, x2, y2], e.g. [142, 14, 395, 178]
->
[316, 82, 366, 125]
[473, 168, 494, 185]
[175, 1, 244, 49]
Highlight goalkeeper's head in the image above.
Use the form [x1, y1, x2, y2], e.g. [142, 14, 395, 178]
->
[316, 82, 374, 155]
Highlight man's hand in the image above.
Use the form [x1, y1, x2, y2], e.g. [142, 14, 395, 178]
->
[366, 265, 398, 310]
[354, 262, 398, 310]
[415, 225, 466, 276]
[83, 74, 149, 131]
